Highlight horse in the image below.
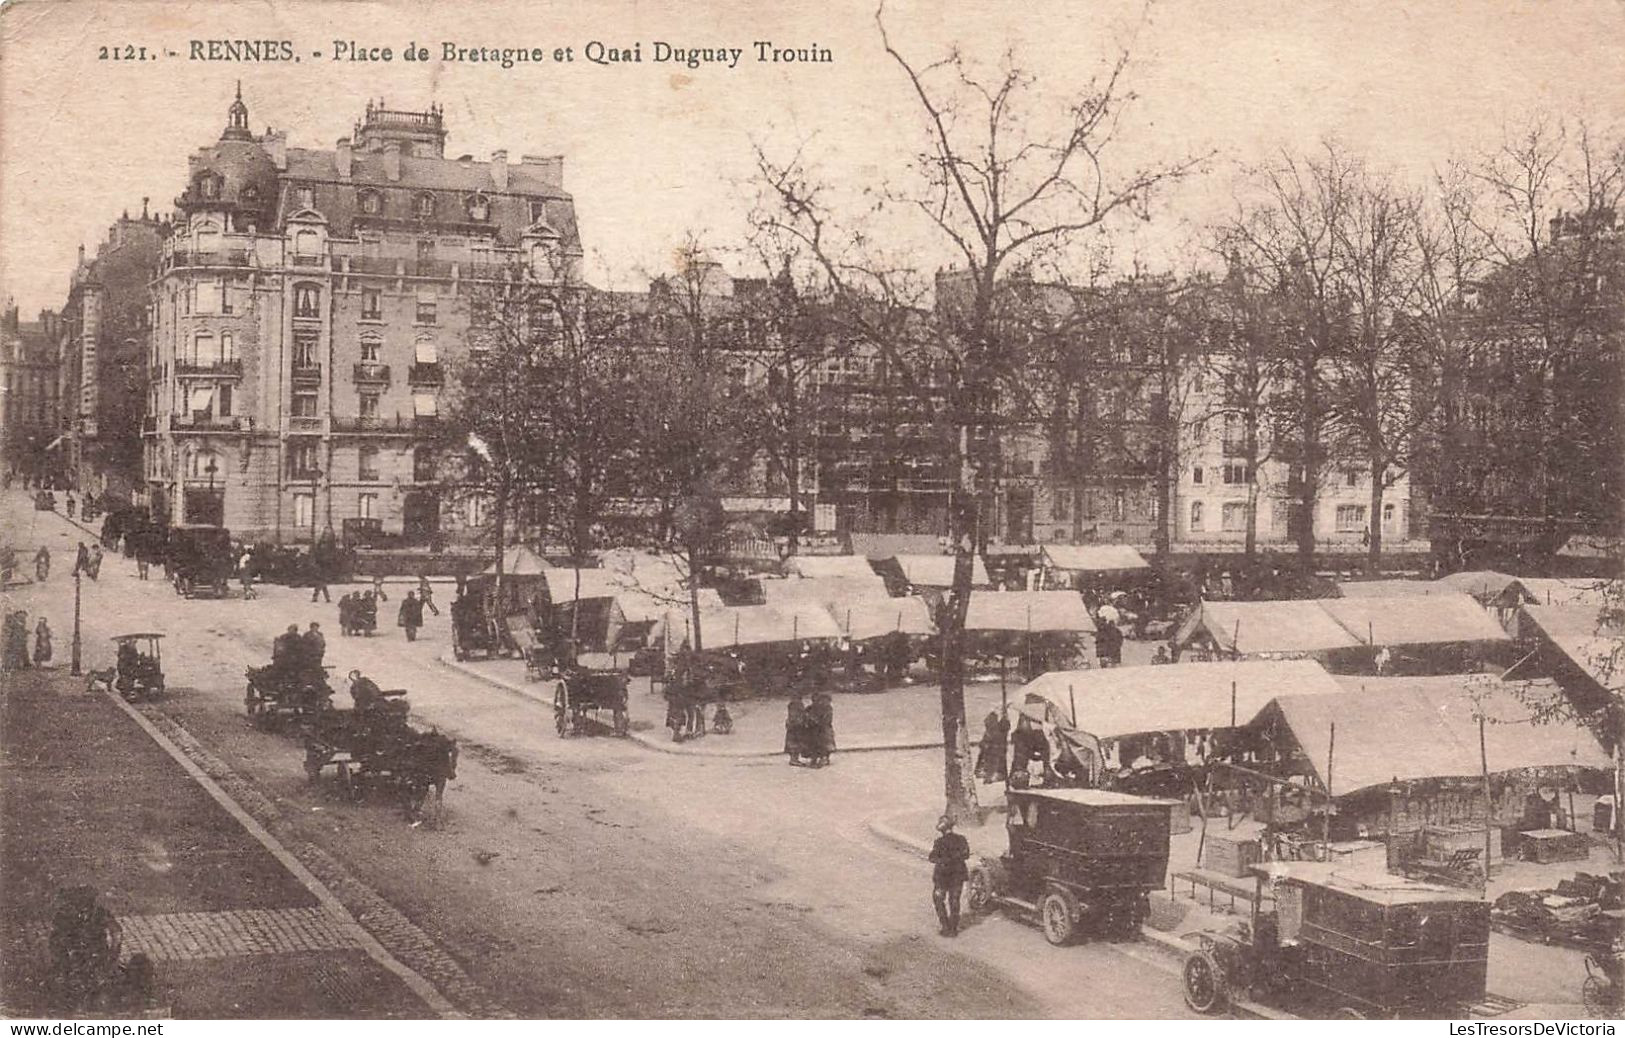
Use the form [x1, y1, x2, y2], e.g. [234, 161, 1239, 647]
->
[400, 731, 458, 824]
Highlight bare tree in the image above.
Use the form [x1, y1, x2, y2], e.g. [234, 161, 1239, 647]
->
[756, 8, 1199, 820]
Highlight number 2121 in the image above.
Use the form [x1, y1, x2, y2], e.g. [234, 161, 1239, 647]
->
[99, 45, 151, 60]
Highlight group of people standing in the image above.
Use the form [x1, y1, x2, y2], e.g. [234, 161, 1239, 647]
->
[784, 691, 836, 767]
[2, 610, 51, 670]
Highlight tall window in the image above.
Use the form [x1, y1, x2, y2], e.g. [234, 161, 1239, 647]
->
[360, 335, 381, 362]
[1113, 488, 1127, 522]
[296, 186, 315, 209]
[190, 332, 214, 366]
[193, 280, 221, 315]
[1222, 464, 1251, 485]
[413, 337, 438, 364]
[1335, 504, 1367, 532]
[415, 193, 436, 219]
[413, 447, 435, 482]
[412, 392, 437, 418]
[358, 446, 379, 481]
[359, 190, 381, 215]
[292, 391, 318, 417]
[1189, 501, 1205, 532]
[294, 284, 321, 318]
[293, 229, 320, 257]
[1192, 465, 1204, 485]
[359, 392, 379, 419]
[217, 384, 232, 416]
[1050, 488, 1070, 521]
[415, 298, 437, 325]
[293, 327, 320, 367]
[1221, 502, 1247, 532]
[293, 492, 315, 528]
[288, 441, 319, 475]
[187, 449, 222, 480]
[361, 288, 381, 320]
[357, 492, 377, 519]
[220, 332, 235, 363]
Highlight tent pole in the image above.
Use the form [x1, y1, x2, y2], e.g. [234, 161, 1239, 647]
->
[1323, 721, 1335, 861]
[1231, 680, 1237, 728]
[1069, 685, 1077, 728]
[1479, 715, 1492, 894]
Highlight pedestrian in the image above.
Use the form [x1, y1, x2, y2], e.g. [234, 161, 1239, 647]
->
[73, 542, 90, 578]
[929, 815, 971, 937]
[417, 575, 440, 616]
[240, 566, 255, 599]
[1010, 715, 1050, 785]
[34, 617, 53, 666]
[807, 690, 835, 767]
[310, 568, 331, 603]
[86, 544, 102, 581]
[398, 591, 424, 642]
[1095, 619, 1123, 669]
[975, 710, 1009, 784]
[304, 622, 326, 671]
[785, 692, 808, 765]
[136, 538, 150, 581]
[372, 573, 388, 602]
[66, 494, 76, 519]
[35, 546, 50, 582]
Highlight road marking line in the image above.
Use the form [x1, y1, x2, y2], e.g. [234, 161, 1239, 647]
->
[102, 689, 463, 1018]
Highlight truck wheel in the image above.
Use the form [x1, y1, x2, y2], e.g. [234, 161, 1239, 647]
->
[1182, 949, 1228, 1014]
[1039, 890, 1077, 946]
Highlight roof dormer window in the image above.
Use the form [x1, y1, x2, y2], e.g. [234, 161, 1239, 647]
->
[359, 190, 381, 216]
[415, 193, 436, 219]
[296, 186, 315, 209]
[198, 174, 222, 200]
[466, 192, 490, 221]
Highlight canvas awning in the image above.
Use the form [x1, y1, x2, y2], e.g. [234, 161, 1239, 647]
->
[784, 555, 881, 581]
[1260, 677, 1610, 797]
[890, 554, 990, 587]
[1519, 578, 1619, 609]
[685, 604, 843, 648]
[480, 545, 551, 577]
[1173, 600, 1363, 656]
[964, 591, 1096, 633]
[758, 575, 890, 606]
[831, 596, 935, 640]
[1518, 605, 1625, 695]
[1018, 659, 1344, 740]
[1040, 544, 1150, 573]
[1432, 570, 1530, 606]
[1335, 579, 1435, 599]
[1317, 594, 1508, 647]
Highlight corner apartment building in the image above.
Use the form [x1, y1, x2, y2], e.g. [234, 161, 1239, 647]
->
[0, 303, 62, 483]
[145, 89, 582, 542]
[59, 209, 163, 500]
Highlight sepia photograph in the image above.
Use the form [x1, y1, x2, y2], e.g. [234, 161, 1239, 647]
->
[0, 0, 1621, 1024]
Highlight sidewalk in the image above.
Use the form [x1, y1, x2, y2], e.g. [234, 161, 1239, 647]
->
[0, 665, 442, 1018]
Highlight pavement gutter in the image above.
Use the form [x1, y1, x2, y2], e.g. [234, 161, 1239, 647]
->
[101, 687, 464, 1020]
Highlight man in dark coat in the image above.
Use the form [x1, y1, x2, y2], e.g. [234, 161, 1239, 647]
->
[398, 591, 424, 642]
[806, 691, 835, 766]
[1095, 619, 1123, 668]
[929, 815, 971, 936]
[304, 623, 326, 672]
[976, 710, 1009, 784]
[784, 693, 808, 765]
[1010, 715, 1050, 783]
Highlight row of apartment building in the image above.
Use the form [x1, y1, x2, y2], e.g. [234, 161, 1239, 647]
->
[6, 87, 1422, 557]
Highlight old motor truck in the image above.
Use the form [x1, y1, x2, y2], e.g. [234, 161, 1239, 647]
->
[967, 787, 1179, 944]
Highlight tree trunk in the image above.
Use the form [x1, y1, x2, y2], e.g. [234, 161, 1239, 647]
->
[939, 424, 979, 823]
[686, 544, 704, 654]
[1367, 458, 1385, 574]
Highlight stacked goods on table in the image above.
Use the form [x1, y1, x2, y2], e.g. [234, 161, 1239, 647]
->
[1492, 871, 1624, 949]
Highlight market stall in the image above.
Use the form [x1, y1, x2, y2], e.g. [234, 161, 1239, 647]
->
[1172, 599, 1364, 663]
[783, 555, 884, 581]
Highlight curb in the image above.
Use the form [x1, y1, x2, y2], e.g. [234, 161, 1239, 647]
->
[101, 686, 462, 1019]
[436, 654, 948, 759]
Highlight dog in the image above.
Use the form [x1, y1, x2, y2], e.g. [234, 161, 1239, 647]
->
[84, 667, 117, 694]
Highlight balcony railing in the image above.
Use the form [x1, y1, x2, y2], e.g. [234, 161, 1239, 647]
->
[346, 256, 403, 276]
[287, 415, 323, 432]
[291, 363, 322, 383]
[288, 468, 322, 482]
[332, 414, 420, 435]
[352, 362, 391, 383]
[167, 249, 252, 270]
[411, 259, 457, 279]
[175, 359, 244, 376]
[407, 362, 443, 385]
[171, 413, 244, 431]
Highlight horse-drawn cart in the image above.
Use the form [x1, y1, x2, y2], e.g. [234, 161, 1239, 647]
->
[301, 698, 458, 819]
[244, 663, 334, 728]
[553, 665, 630, 737]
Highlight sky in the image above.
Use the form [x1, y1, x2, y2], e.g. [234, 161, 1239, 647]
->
[1, 0, 1622, 315]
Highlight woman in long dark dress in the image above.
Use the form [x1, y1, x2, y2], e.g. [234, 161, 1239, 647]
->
[807, 692, 835, 767]
[784, 693, 807, 765]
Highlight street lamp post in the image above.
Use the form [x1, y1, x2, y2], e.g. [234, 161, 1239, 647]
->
[71, 567, 82, 676]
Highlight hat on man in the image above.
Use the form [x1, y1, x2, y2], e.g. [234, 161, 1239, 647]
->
[937, 814, 955, 832]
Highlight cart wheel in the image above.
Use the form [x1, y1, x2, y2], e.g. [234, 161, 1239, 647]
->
[1333, 1007, 1366, 1020]
[966, 867, 994, 913]
[1039, 889, 1078, 946]
[1581, 976, 1608, 1017]
[1182, 950, 1228, 1014]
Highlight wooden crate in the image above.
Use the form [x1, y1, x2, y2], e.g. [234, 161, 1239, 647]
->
[1426, 824, 1501, 864]
[1520, 828, 1589, 864]
[1202, 833, 1261, 878]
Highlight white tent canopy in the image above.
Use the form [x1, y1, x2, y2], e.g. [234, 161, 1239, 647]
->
[964, 591, 1096, 633]
[1019, 659, 1344, 739]
[891, 554, 990, 588]
[831, 596, 936, 640]
[679, 604, 843, 649]
[1175, 600, 1363, 656]
[1317, 594, 1509, 647]
[1040, 544, 1150, 573]
[784, 555, 881, 581]
[758, 575, 890, 606]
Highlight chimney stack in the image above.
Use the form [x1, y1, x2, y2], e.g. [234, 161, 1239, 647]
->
[490, 149, 508, 191]
[336, 137, 353, 179]
[382, 141, 401, 182]
[520, 155, 564, 188]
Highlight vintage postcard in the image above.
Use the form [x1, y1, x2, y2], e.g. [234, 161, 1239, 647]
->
[1, 0, 1621, 1024]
